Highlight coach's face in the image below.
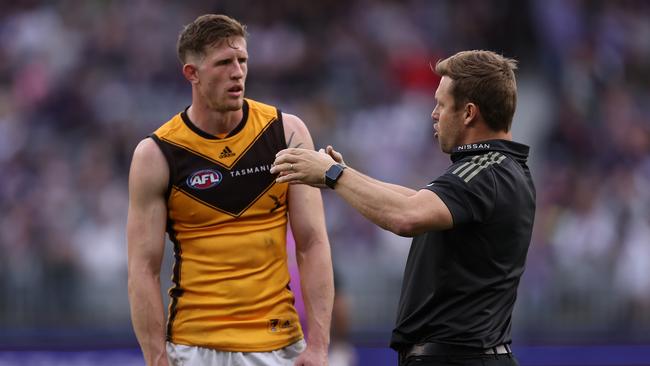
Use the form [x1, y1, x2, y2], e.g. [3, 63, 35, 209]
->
[190, 36, 248, 112]
[432, 76, 465, 153]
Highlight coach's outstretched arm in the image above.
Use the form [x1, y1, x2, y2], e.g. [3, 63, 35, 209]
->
[127, 138, 170, 366]
[319, 145, 420, 197]
[271, 147, 453, 237]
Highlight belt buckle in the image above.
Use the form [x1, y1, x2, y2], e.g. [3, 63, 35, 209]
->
[484, 344, 511, 355]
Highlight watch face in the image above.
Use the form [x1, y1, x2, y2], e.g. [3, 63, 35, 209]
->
[326, 166, 337, 180]
[325, 164, 345, 189]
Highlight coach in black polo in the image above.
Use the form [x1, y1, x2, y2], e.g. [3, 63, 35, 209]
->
[271, 50, 536, 366]
[391, 138, 535, 364]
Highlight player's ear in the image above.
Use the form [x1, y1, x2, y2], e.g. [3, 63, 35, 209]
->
[182, 63, 200, 84]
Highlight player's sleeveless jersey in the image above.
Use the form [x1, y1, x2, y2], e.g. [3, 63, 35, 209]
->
[151, 99, 303, 352]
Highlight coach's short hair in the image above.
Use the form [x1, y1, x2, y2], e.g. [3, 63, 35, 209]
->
[435, 50, 518, 132]
[177, 14, 247, 64]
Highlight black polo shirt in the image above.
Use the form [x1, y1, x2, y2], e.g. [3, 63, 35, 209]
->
[390, 139, 536, 350]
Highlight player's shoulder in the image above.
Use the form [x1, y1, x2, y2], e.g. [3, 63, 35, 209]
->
[280, 112, 312, 149]
[129, 136, 169, 192]
[132, 137, 165, 165]
[283, 110, 310, 131]
[281, 112, 307, 130]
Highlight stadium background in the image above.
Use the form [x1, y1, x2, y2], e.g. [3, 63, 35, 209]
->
[1, 0, 649, 365]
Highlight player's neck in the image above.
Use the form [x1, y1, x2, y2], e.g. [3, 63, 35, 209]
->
[187, 103, 243, 137]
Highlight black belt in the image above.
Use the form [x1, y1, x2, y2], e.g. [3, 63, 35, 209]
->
[400, 342, 512, 358]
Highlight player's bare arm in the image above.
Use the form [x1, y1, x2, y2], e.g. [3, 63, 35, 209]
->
[286, 130, 304, 149]
[127, 138, 170, 366]
[282, 113, 334, 366]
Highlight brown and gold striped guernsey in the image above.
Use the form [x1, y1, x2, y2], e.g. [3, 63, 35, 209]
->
[151, 99, 303, 352]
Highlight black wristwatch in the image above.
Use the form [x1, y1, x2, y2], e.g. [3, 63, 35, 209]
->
[325, 164, 347, 189]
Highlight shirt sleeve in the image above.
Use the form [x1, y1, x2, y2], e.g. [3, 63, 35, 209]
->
[424, 169, 496, 226]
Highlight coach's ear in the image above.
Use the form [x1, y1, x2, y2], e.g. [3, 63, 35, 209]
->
[182, 63, 200, 84]
[463, 102, 480, 126]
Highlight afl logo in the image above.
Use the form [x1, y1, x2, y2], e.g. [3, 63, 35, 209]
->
[187, 169, 222, 189]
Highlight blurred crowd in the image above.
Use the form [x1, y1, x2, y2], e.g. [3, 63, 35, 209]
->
[0, 0, 649, 347]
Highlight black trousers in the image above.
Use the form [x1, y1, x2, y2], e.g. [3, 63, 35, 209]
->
[400, 353, 519, 366]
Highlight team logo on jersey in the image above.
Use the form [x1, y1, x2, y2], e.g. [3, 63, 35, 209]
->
[187, 169, 222, 189]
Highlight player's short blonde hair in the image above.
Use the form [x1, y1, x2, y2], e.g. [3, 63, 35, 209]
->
[177, 14, 247, 63]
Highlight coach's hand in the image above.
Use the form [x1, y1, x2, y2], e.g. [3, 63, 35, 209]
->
[271, 148, 335, 188]
[294, 345, 328, 366]
[319, 145, 346, 167]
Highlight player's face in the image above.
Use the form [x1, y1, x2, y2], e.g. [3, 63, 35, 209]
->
[195, 36, 248, 112]
[431, 76, 465, 153]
